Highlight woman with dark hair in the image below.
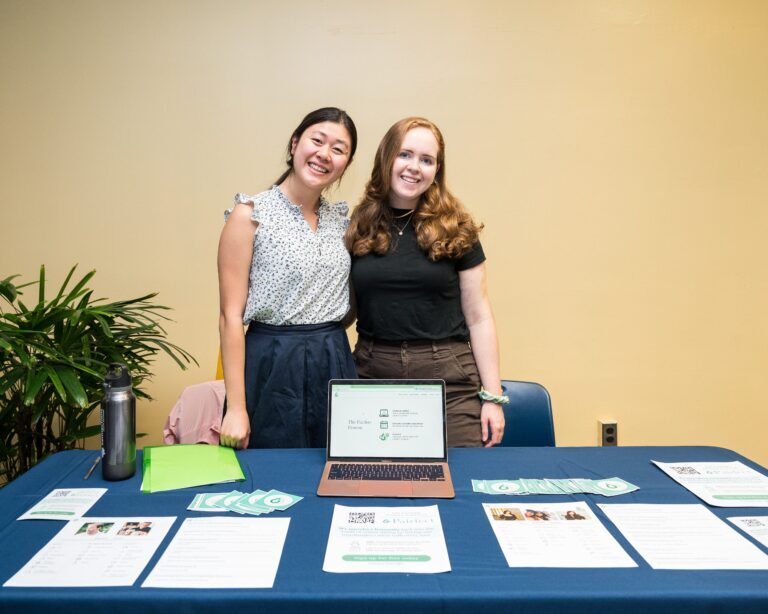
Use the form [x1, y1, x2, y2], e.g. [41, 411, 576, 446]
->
[218, 107, 358, 449]
[346, 117, 505, 448]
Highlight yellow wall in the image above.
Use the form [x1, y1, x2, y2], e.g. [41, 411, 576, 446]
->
[2, 1, 766, 465]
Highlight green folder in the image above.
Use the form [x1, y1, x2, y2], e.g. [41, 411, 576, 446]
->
[141, 444, 245, 493]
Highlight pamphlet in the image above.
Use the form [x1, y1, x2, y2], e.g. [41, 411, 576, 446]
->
[323, 505, 451, 573]
[482, 502, 636, 567]
[728, 516, 768, 548]
[142, 517, 289, 588]
[18, 488, 107, 521]
[3, 517, 175, 587]
[652, 460, 768, 507]
[599, 503, 768, 569]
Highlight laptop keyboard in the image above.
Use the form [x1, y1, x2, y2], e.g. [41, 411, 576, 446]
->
[328, 463, 445, 481]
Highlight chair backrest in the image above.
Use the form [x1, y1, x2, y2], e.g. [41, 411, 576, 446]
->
[163, 380, 225, 445]
[216, 349, 224, 380]
[500, 380, 555, 447]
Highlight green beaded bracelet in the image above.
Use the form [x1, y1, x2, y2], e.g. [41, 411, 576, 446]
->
[478, 388, 509, 405]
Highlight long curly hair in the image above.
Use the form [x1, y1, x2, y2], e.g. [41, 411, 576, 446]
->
[345, 117, 482, 261]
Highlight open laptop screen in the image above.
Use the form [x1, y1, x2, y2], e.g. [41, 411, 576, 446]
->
[328, 380, 446, 460]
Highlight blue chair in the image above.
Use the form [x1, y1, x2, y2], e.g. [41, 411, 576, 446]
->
[499, 380, 555, 446]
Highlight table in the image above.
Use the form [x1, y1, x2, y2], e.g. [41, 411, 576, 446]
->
[1, 446, 767, 613]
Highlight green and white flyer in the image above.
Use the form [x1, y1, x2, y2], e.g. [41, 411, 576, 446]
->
[323, 505, 450, 573]
[18, 488, 107, 521]
[653, 460, 768, 507]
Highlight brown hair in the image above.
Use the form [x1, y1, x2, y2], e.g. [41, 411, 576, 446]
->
[345, 117, 482, 261]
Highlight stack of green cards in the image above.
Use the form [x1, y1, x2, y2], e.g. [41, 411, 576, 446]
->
[187, 489, 302, 515]
[472, 477, 639, 497]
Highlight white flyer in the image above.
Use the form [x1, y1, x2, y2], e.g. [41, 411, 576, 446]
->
[322, 505, 451, 573]
[482, 502, 636, 568]
[17, 488, 107, 521]
[3, 517, 176, 587]
[728, 516, 768, 549]
[652, 460, 768, 507]
[142, 517, 289, 588]
[599, 503, 768, 569]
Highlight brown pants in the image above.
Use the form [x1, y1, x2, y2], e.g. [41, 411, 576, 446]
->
[353, 337, 483, 447]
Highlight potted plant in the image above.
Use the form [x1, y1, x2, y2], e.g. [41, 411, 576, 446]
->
[0, 265, 197, 485]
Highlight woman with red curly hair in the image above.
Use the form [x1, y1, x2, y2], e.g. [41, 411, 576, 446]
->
[346, 117, 505, 447]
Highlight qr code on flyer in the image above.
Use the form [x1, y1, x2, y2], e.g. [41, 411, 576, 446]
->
[348, 512, 375, 524]
[670, 466, 700, 475]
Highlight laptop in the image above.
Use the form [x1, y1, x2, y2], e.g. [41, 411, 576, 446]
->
[317, 379, 455, 498]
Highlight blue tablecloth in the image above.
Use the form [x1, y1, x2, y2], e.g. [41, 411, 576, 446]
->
[1, 446, 767, 613]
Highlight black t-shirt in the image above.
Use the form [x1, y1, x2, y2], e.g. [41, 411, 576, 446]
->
[351, 219, 486, 341]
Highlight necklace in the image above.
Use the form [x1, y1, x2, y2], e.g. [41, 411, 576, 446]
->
[392, 208, 415, 219]
[392, 210, 415, 235]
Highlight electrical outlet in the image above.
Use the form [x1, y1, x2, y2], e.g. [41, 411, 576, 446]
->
[599, 420, 618, 446]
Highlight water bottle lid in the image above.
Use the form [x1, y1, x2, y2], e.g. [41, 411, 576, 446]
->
[105, 363, 132, 389]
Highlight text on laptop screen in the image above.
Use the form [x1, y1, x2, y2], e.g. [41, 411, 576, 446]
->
[329, 383, 445, 459]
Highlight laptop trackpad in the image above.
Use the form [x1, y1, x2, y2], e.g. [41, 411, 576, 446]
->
[359, 481, 413, 497]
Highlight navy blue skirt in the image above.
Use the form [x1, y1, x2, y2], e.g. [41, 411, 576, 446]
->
[243, 321, 356, 448]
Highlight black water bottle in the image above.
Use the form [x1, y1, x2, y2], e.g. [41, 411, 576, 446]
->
[101, 363, 136, 480]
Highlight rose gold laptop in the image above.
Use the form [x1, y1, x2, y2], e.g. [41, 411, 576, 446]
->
[317, 379, 454, 498]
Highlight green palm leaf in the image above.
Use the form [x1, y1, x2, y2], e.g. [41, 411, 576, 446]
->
[1, 265, 196, 485]
[56, 366, 88, 408]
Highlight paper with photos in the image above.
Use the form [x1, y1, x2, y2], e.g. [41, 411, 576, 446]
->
[4, 517, 175, 587]
[482, 502, 636, 568]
